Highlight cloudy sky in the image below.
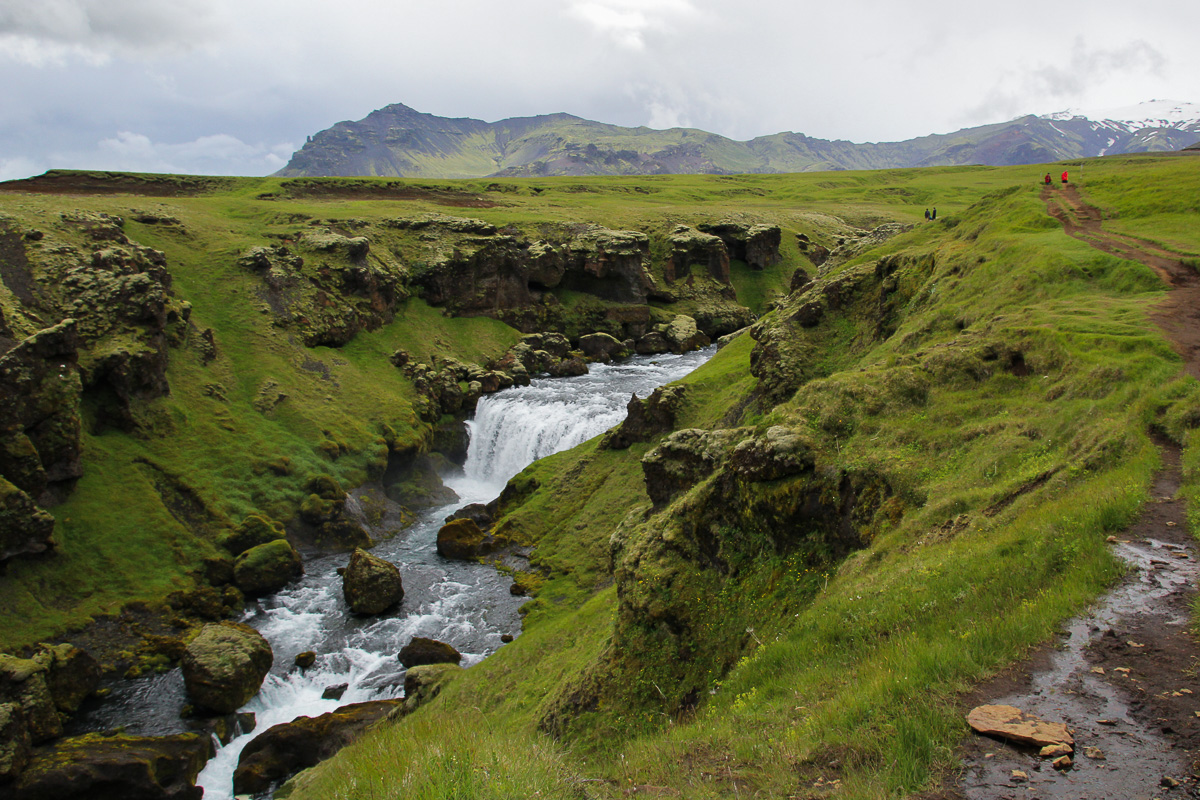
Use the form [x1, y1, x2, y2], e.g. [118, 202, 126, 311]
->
[1, 0, 1196, 180]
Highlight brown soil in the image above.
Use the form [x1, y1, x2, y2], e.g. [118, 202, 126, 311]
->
[924, 187, 1200, 798]
[0, 169, 499, 208]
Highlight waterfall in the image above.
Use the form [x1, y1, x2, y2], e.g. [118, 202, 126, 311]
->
[181, 347, 713, 797]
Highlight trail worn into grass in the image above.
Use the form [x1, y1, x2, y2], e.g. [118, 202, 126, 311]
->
[939, 188, 1200, 799]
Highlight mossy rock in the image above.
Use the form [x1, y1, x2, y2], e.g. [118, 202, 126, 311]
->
[400, 663, 463, 714]
[218, 513, 286, 556]
[341, 549, 404, 615]
[0, 701, 31, 782]
[181, 622, 273, 714]
[0, 653, 61, 744]
[435, 518, 492, 560]
[233, 539, 303, 596]
[12, 731, 214, 799]
[0, 476, 55, 563]
[397, 637, 462, 669]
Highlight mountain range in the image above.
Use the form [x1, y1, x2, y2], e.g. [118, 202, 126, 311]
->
[275, 99, 1200, 179]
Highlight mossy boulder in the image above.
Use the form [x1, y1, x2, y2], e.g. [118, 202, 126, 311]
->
[397, 637, 462, 669]
[232, 700, 400, 796]
[218, 513, 286, 557]
[341, 549, 404, 615]
[36, 643, 100, 714]
[662, 315, 710, 354]
[435, 518, 494, 560]
[11, 731, 214, 800]
[181, 622, 273, 714]
[233, 539, 303, 596]
[578, 331, 628, 362]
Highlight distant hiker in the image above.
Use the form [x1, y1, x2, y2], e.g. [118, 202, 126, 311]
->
[931, 207, 937, 220]
[1061, 170, 1069, 184]
[1044, 173, 1052, 185]
[924, 208, 930, 221]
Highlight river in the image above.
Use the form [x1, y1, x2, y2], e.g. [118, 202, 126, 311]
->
[174, 347, 714, 797]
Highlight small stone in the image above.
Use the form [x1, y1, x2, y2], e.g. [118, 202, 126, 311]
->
[1127, 641, 1145, 648]
[1181, 689, 1193, 694]
[1052, 756, 1073, 771]
[966, 704, 1074, 748]
[1114, 667, 1131, 674]
[1084, 746, 1105, 760]
[1174, 552, 1190, 559]
[1011, 769, 1028, 782]
[500, 634, 514, 643]
[1040, 743, 1073, 757]
[1166, 521, 1177, 527]
[1162, 776, 1181, 787]
[1098, 719, 1119, 725]
[294, 651, 316, 669]
[1106, 535, 1119, 543]
[1091, 666, 1106, 675]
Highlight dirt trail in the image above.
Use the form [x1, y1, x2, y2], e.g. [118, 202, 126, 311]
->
[945, 187, 1200, 799]
[1043, 184, 1200, 379]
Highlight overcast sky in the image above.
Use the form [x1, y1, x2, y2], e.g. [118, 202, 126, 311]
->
[1, 0, 1196, 180]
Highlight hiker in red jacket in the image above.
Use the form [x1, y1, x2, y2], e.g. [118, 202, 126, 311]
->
[1061, 170, 1069, 184]
[1044, 173, 1052, 185]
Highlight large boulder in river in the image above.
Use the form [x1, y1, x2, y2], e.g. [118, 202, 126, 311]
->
[397, 637, 462, 669]
[341, 549, 404, 615]
[232, 699, 400, 796]
[233, 539, 303, 596]
[435, 518, 492, 560]
[663, 315, 710, 354]
[11, 731, 214, 800]
[181, 622, 273, 714]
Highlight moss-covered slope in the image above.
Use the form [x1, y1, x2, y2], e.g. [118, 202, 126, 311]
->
[271, 154, 1200, 798]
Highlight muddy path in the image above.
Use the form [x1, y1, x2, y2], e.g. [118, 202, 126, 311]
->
[938, 188, 1200, 799]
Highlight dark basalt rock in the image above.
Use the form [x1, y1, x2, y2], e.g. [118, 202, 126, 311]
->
[232, 700, 400, 796]
[397, 637, 462, 669]
[602, 385, 687, 450]
[696, 222, 782, 270]
[11, 731, 214, 800]
[664, 226, 730, 285]
[180, 622, 273, 715]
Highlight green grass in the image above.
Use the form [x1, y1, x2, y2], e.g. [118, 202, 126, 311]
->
[266, 154, 1200, 798]
[4, 155, 1200, 798]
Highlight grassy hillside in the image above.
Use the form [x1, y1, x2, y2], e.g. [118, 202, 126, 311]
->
[272, 155, 1200, 798]
[1, 156, 1198, 797]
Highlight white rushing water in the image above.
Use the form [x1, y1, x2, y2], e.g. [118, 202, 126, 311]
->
[193, 346, 714, 798]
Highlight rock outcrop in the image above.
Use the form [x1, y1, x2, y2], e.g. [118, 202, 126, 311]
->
[436, 518, 502, 560]
[181, 622, 273, 714]
[697, 222, 783, 270]
[341, 548, 404, 615]
[602, 385, 687, 450]
[11, 731, 214, 800]
[232, 700, 400, 796]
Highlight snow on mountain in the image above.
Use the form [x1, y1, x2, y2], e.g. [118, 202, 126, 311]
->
[1042, 100, 1200, 131]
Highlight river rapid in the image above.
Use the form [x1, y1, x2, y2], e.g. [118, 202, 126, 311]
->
[86, 347, 712, 798]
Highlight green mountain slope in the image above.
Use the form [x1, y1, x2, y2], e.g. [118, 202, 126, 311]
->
[277, 103, 1200, 179]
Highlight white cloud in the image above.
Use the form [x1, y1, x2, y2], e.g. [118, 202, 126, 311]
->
[567, 0, 699, 50]
[92, 131, 295, 176]
[0, 0, 223, 66]
[0, 156, 42, 182]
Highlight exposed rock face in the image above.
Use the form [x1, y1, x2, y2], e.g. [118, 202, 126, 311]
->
[181, 622, 273, 714]
[602, 385, 687, 450]
[0, 322, 82, 562]
[397, 637, 462, 669]
[341, 548, 404, 615]
[665, 226, 730, 285]
[37, 643, 100, 715]
[641, 428, 742, 507]
[295, 474, 372, 550]
[237, 234, 405, 347]
[406, 223, 653, 315]
[697, 222, 782, 270]
[11, 731, 214, 800]
[232, 700, 400, 796]
[232, 539, 304, 596]
[966, 705, 1074, 749]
